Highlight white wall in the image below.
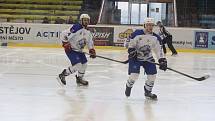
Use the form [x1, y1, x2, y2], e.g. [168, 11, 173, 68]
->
[149, 3, 162, 23]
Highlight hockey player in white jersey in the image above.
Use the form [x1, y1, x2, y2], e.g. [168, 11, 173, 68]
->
[57, 14, 96, 86]
[125, 18, 167, 100]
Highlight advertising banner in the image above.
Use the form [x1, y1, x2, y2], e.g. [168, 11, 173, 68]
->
[88, 27, 114, 46]
[164, 28, 193, 49]
[1, 23, 214, 50]
[208, 31, 215, 49]
[114, 26, 141, 46]
[113, 26, 193, 49]
[0, 23, 69, 44]
[0, 23, 114, 46]
[194, 31, 209, 48]
[194, 30, 215, 49]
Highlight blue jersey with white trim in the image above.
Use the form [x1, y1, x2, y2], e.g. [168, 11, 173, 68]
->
[61, 23, 94, 52]
[128, 29, 164, 61]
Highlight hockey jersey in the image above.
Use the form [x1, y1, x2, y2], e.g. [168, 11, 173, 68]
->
[158, 25, 172, 39]
[128, 29, 165, 61]
[60, 23, 94, 52]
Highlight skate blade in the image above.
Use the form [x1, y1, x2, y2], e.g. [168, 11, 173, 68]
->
[145, 96, 158, 101]
[126, 96, 130, 98]
[77, 83, 89, 87]
[56, 77, 65, 87]
[76, 81, 89, 87]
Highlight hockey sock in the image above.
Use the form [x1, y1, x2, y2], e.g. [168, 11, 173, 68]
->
[77, 63, 87, 78]
[144, 75, 156, 92]
[126, 73, 139, 87]
[65, 63, 82, 75]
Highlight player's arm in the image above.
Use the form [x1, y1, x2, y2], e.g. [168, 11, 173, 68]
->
[60, 29, 72, 53]
[152, 35, 167, 71]
[127, 35, 138, 59]
[86, 31, 96, 58]
[127, 29, 145, 58]
[162, 26, 172, 37]
[124, 30, 138, 48]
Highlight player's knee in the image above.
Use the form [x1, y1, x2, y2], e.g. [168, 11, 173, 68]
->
[129, 73, 139, 81]
[73, 63, 82, 71]
[147, 75, 156, 81]
[82, 63, 87, 69]
[78, 63, 87, 72]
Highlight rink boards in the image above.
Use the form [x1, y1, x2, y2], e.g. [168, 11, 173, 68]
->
[0, 23, 215, 51]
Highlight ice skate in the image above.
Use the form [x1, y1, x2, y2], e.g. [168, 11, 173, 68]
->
[76, 75, 89, 86]
[144, 86, 157, 100]
[57, 69, 67, 86]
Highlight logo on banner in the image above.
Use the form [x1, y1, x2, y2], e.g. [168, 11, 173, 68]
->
[0, 25, 31, 41]
[208, 32, 215, 49]
[194, 32, 208, 48]
[88, 27, 114, 46]
[119, 29, 133, 39]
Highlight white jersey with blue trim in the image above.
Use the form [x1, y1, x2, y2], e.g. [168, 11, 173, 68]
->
[128, 29, 165, 61]
[60, 23, 94, 52]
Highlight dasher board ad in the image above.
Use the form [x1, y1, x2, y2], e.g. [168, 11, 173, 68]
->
[0, 23, 69, 43]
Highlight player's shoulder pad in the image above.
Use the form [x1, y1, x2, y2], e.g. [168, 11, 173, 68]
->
[153, 32, 162, 45]
[70, 23, 83, 33]
[130, 29, 145, 39]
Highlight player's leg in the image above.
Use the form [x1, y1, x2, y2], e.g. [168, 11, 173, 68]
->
[166, 36, 178, 55]
[144, 75, 157, 100]
[125, 73, 139, 97]
[58, 63, 82, 86]
[143, 61, 158, 100]
[162, 38, 167, 54]
[163, 44, 167, 54]
[76, 63, 89, 86]
[57, 50, 82, 86]
[75, 53, 89, 86]
[125, 59, 140, 97]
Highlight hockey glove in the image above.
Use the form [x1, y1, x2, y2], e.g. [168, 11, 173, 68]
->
[89, 49, 96, 58]
[62, 41, 72, 53]
[128, 48, 137, 59]
[158, 58, 167, 71]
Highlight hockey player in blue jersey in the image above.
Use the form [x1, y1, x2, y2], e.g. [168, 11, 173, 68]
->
[57, 14, 96, 86]
[125, 18, 167, 100]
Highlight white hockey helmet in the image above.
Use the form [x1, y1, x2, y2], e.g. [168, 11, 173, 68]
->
[80, 14, 90, 20]
[144, 17, 154, 24]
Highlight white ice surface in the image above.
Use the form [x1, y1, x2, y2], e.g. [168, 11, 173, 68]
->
[0, 47, 215, 121]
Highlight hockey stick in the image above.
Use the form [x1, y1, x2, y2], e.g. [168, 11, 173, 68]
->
[85, 52, 209, 81]
[84, 52, 129, 64]
[152, 63, 210, 81]
[134, 59, 210, 81]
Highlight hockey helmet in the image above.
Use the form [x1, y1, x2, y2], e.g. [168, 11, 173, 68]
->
[156, 21, 162, 25]
[80, 14, 90, 20]
[143, 17, 154, 28]
[144, 18, 155, 25]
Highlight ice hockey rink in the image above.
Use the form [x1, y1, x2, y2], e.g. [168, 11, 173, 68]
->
[0, 47, 215, 121]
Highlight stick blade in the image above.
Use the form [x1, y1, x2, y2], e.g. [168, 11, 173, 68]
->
[122, 60, 129, 64]
[196, 75, 210, 81]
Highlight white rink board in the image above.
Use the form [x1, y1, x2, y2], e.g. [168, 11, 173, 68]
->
[114, 26, 194, 49]
[167, 28, 194, 49]
[1, 23, 215, 49]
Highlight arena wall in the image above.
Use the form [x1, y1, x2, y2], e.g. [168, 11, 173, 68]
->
[0, 23, 215, 50]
